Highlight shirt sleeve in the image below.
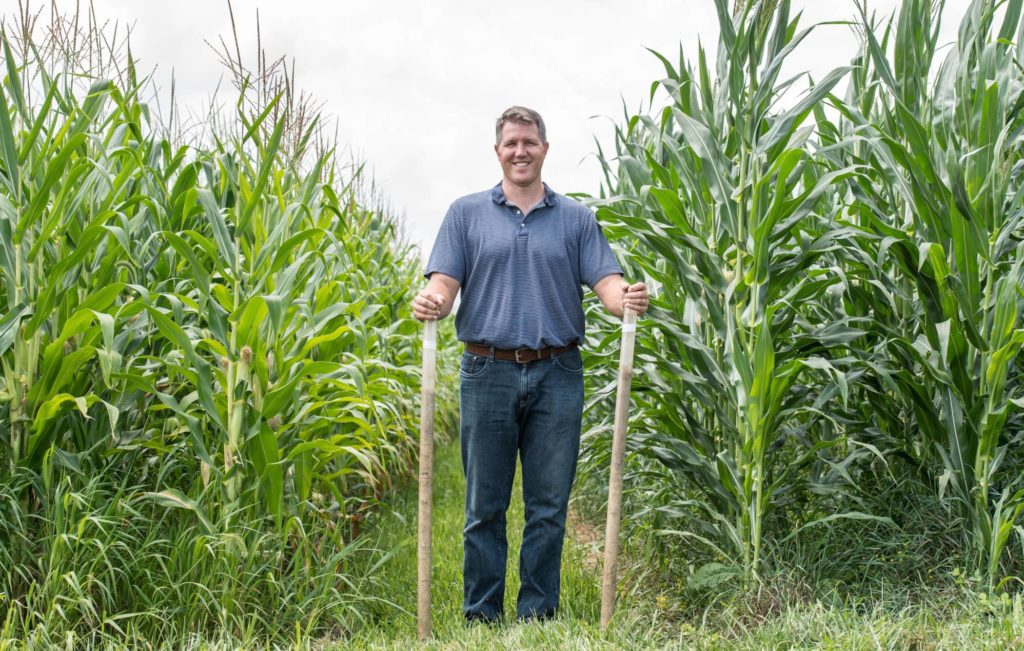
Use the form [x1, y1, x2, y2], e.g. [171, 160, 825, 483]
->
[579, 209, 623, 288]
[424, 205, 466, 284]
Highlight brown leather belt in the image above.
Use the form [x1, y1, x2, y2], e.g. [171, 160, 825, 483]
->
[465, 342, 577, 364]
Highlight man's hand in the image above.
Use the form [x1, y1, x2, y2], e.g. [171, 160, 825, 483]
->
[412, 290, 446, 321]
[593, 274, 650, 318]
[412, 273, 460, 322]
[620, 281, 649, 316]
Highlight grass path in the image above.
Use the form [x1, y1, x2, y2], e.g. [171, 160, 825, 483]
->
[342, 438, 673, 650]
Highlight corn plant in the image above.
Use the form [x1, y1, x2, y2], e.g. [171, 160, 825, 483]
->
[0, 5, 441, 641]
[0, 0, 428, 595]
[0, 46, 137, 476]
[587, 0, 875, 583]
[831, 0, 1024, 588]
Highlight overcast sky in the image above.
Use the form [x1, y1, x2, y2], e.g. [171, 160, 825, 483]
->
[43, 0, 971, 260]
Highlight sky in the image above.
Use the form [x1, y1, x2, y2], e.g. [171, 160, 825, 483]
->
[41, 0, 972, 260]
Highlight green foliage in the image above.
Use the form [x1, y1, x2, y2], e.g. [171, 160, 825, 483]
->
[833, 0, 1024, 590]
[0, 8, 443, 644]
[583, 0, 1024, 591]
[586, 0, 866, 583]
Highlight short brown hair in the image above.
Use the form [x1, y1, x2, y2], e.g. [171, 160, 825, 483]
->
[495, 106, 547, 145]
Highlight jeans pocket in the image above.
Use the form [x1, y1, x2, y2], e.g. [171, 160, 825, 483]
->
[460, 352, 490, 378]
[552, 349, 584, 373]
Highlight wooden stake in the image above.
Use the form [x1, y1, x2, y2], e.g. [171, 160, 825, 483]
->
[600, 308, 637, 630]
[417, 318, 438, 640]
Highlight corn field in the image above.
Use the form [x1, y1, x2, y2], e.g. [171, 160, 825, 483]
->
[0, 7, 452, 645]
[585, 0, 1024, 594]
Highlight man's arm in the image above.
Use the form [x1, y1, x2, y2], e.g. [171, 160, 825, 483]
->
[412, 272, 461, 321]
[593, 274, 649, 318]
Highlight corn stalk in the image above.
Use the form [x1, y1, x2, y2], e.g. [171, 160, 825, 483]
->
[832, 0, 1024, 589]
[589, 0, 873, 583]
[0, 11, 428, 533]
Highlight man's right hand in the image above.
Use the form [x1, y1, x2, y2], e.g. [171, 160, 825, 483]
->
[412, 290, 446, 321]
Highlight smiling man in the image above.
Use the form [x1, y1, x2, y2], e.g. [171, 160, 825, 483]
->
[412, 106, 648, 623]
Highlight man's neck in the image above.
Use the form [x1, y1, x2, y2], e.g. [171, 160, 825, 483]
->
[502, 179, 546, 213]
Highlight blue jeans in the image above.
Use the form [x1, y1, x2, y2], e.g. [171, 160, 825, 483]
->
[459, 347, 585, 621]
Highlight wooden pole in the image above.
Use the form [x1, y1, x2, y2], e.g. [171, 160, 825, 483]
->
[600, 308, 637, 630]
[417, 318, 438, 640]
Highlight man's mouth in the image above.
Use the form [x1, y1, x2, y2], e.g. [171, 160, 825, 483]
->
[513, 162, 530, 167]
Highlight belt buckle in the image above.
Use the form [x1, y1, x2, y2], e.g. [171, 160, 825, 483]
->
[514, 348, 530, 364]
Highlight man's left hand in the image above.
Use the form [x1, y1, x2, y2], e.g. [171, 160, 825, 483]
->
[621, 281, 649, 316]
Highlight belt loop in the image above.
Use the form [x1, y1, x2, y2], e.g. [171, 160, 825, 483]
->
[488, 345, 495, 362]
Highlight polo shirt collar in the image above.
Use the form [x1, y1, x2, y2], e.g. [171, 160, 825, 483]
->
[490, 182, 558, 208]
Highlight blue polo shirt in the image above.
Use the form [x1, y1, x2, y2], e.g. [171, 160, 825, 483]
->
[425, 182, 622, 350]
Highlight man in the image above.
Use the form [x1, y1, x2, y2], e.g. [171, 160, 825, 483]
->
[412, 106, 649, 623]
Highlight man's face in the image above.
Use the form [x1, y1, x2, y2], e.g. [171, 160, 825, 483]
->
[495, 121, 548, 189]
